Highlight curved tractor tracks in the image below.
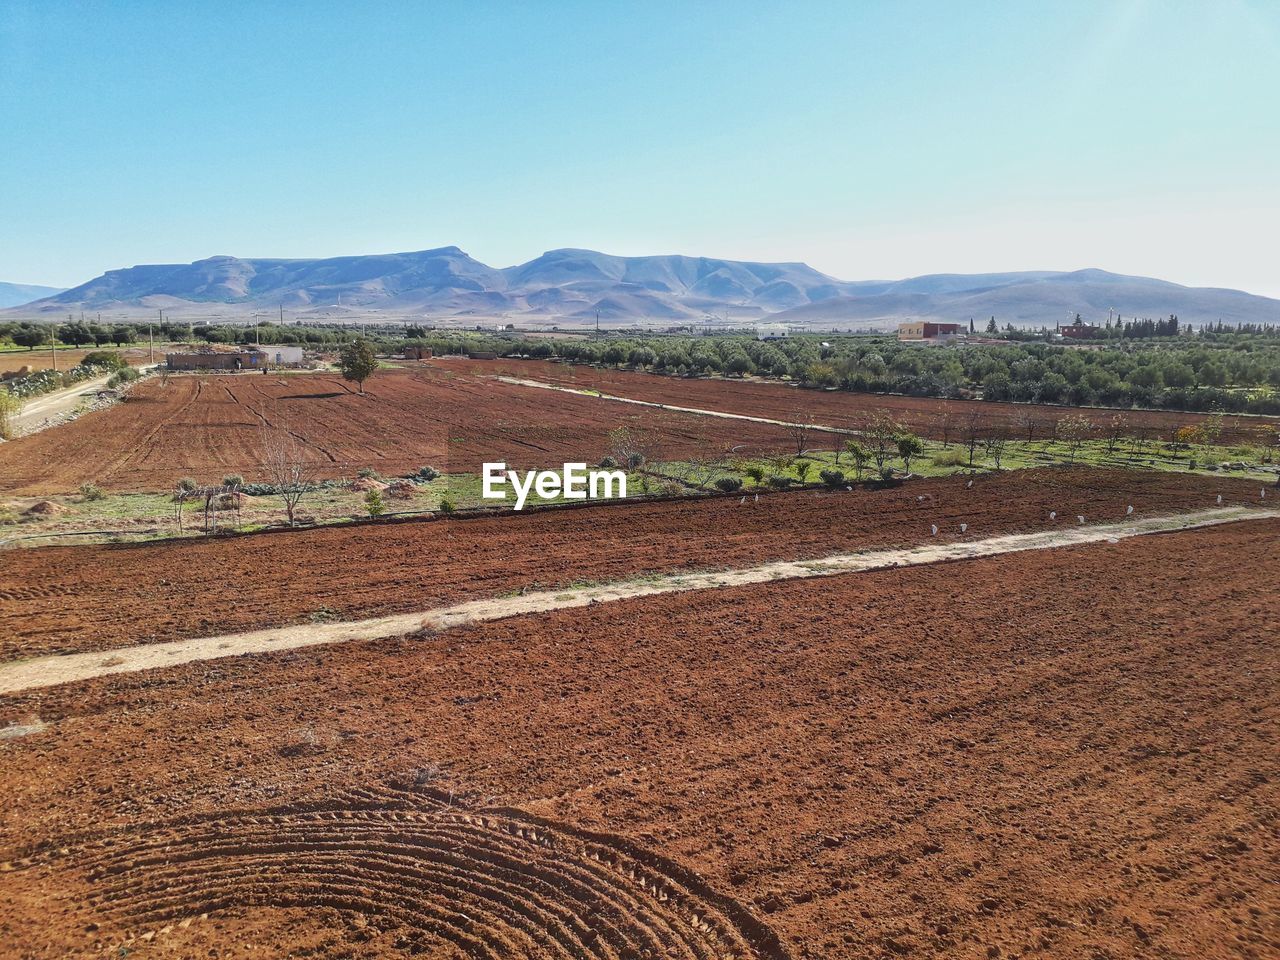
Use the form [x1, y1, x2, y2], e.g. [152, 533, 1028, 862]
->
[18, 782, 791, 960]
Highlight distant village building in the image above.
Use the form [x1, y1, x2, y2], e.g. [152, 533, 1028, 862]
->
[1058, 322, 1102, 340]
[897, 321, 963, 342]
[755, 323, 789, 341]
[165, 345, 305, 371]
[403, 345, 433, 360]
[166, 349, 265, 371]
[261, 345, 305, 365]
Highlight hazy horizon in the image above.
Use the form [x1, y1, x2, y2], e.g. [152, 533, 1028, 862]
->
[3, 1, 1278, 295]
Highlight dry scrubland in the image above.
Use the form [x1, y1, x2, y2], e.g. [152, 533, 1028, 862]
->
[0, 360, 1276, 960]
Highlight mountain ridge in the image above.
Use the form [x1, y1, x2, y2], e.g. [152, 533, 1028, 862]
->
[8, 249, 1279, 327]
[0, 281, 67, 309]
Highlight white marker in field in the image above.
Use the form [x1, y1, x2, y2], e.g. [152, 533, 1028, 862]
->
[1126, 505, 1134, 516]
[1077, 515, 1085, 524]
[1049, 511, 1056, 521]
[930, 524, 939, 536]
[960, 523, 968, 533]
[966, 480, 974, 489]
[1217, 494, 1223, 505]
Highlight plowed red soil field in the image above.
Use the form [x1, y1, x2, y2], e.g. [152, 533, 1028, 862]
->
[448, 356, 1278, 446]
[2, 519, 1275, 959]
[0, 367, 802, 494]
[0, 467, 1265, 661]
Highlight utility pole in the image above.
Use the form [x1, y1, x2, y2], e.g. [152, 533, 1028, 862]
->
[148, 323, 155, 364]
[51, 323, 58, 373]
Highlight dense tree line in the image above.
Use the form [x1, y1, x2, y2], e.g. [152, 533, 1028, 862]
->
[483, 332, 1280, 415]
[5, 319, 1278, 414]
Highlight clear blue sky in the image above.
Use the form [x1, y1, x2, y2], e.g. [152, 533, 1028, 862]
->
[2, 1, 1277, 294]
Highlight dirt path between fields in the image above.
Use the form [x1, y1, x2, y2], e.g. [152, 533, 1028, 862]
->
[10, 374, 113, 434]
[496, 375, 854, 435]
[1, 505, 1271, 697]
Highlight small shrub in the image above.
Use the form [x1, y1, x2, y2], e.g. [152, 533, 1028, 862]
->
[416, 465, 441, 481]
[105, 367, 141, 389]
[176, 477, 198, 493]
[931, 448, 968, 467]
[819, 468, 846, 489]
[766, 475, 792, 490]
[79, 481, 104, 501]
[222, 474, 244, 489]
[879, 465, 895, 482]
[356, 466, 381, 480]
[364, 488, 385, 517]
[714, 476, 743, 493]
[598, 456, 619, 469]
[438, 496, 456, 515]
[745, 465, 766, 485]
[81, 350, 127, 370]
[0, 390, 20, 440]
[794, 460, 812, 482]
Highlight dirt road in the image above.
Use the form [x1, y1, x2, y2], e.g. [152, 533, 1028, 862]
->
[2, 468, 1266, 661]
[1, 506, 1268, 695]
[9, 373, 112, 434]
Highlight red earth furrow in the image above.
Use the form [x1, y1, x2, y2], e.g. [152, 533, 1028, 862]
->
[447, 356, 1280, 446]
[1, 518, 1274, 959]
[0, 467, 1265, 661]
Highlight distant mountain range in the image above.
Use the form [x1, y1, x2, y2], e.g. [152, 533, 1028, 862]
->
[7, 248, 1279, 327]
[0, 281, 65, 309]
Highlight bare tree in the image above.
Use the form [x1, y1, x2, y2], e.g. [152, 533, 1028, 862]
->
[1105, 413, 1129, 454]
[607, 425, 651, 469]
[1256, 423, 1280, 464]
[1013, 409, 1040, 443]
[784, 414, 815, 458]
[961, 410, 984, 468]
[832, 422, 847, 463]
[261, 424, 320, 526]
[1129, 423, 1153, 459]
[938, 404, 955, 448]
[862, 412, 901, 475]
[983, 429, 1009, 470]
[1058, 413, 1094, 464]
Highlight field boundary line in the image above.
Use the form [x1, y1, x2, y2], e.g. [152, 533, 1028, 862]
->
[495, 375, 855, 434]
[1, 506, 1274, 696]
